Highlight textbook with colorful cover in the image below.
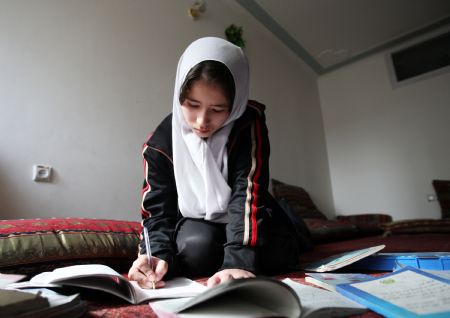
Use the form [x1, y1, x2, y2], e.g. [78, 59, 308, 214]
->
[300, 245, 385, 272]
[305, 273, 373, 291]
[8, 264, 206, 304]
[336, 266, 450, 318]
[150, 277, 366, 318]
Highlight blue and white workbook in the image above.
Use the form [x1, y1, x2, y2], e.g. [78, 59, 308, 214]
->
[336, 266, 450, 318]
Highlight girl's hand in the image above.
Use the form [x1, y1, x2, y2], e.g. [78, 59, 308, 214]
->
[207, 268, 255, 287]
[128, 254, 168, 289]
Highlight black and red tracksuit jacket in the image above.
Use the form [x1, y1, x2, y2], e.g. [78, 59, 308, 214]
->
[138, 100, 288, 273]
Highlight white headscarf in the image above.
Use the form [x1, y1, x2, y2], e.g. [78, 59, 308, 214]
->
[172, 37, 249, 223]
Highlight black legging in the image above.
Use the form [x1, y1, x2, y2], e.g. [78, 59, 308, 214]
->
[173, 217, 300, 278]
[174, 218, 226, 277]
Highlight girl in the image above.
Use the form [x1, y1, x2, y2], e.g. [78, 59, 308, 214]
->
[128, 37, 302, 288]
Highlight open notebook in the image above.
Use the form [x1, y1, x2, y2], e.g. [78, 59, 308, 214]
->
[8, 264, 206, 304]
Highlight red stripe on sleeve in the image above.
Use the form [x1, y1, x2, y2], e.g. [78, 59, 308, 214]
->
[141, 145, 151, 219]
[250, 119, 262, 246]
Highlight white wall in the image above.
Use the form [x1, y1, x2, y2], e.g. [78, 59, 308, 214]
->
[318, 50, 450, 220]
[0, 0, 332, 220]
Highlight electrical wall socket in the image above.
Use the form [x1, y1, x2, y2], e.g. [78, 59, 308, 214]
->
[33, 165, 52, 182]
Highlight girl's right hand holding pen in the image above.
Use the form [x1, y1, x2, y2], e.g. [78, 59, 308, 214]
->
[128, 254, 168, 289]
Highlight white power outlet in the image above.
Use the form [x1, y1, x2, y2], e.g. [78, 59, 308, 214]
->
[33, 165, 52, 182]
[427, 194, 436, 202]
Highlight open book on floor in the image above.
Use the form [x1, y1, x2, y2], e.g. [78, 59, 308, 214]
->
[150, 277, 366, 318]
[336, 266, 450, 318]
[8, 264, 206, 304]
[300, 245, 385, 272]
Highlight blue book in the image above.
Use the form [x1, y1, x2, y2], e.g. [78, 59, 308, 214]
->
[336, 266, 450, 318]
[349, 252, 450, 271]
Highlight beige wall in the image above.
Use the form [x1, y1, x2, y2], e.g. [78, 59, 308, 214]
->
[318, 46, 450, 220]
[0, 0, 332, 220]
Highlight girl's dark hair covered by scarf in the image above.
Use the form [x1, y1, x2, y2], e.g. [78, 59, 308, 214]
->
[179, 60, 236, 108]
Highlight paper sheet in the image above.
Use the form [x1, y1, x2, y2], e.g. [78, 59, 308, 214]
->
[282, 278, 366, 318]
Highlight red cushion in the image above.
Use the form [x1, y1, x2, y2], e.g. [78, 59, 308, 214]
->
[0, 218, 141, 275]
[433, 180, 450, 219]
[337, 214, 392, 235]
[271, 179, 327, 220]
[383, 219, 450, 234]
[303, 218, 359, 242]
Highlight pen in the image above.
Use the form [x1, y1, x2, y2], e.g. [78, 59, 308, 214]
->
[143, 226, 155, 289]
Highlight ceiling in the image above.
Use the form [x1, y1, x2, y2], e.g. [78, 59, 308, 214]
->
[236, 0, 450, 74]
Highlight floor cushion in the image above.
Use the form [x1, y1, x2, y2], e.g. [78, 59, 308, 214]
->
[0, 218, 141, 275]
